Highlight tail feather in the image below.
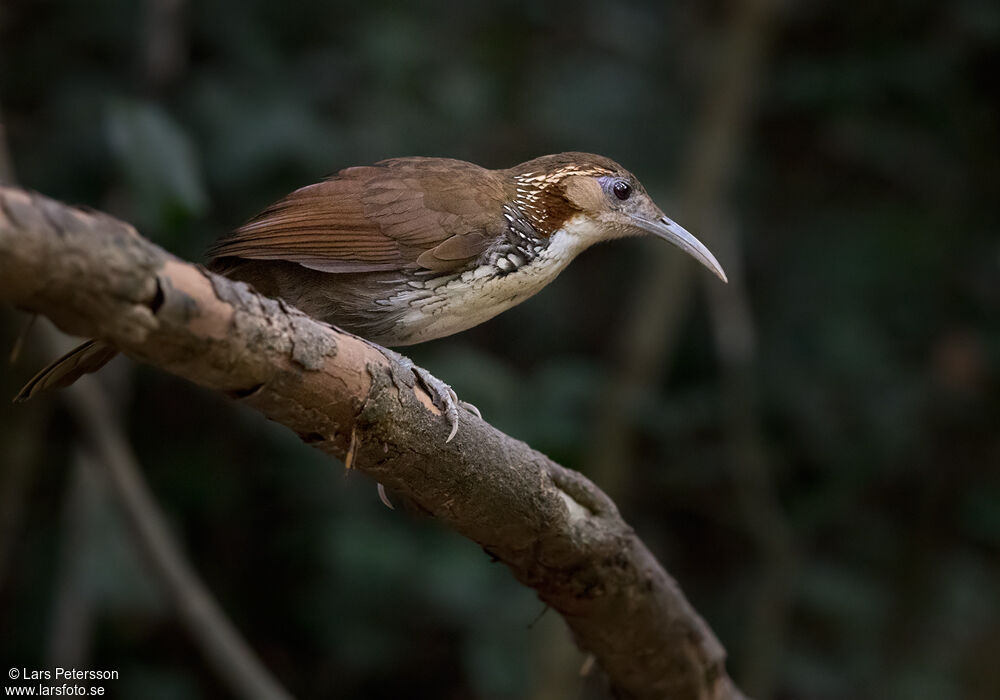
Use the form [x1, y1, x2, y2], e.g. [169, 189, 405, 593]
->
[14, 340, 119, 402]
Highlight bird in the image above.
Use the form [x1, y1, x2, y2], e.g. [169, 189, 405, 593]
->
[16, 152, 727, 438]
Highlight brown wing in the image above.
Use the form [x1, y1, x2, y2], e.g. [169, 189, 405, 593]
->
[209, 158, 507, 274]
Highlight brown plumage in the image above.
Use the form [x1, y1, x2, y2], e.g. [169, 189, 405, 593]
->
[209, 154, 620, 275]
[211, 158, 509, 274]
[16, 152, 726, 403]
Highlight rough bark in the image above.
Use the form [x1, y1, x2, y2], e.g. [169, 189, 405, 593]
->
[0, 186, 746, 700]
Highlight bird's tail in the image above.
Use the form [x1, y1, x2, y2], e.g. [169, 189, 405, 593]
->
[14, 340, 119, 402]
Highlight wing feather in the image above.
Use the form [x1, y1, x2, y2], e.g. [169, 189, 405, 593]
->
[209, 159, 506, 274]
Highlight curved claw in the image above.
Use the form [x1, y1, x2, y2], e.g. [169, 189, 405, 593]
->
[461, 400, 482, 420]
[410, 366, 464, 442]
[377, 483, 394, 510]
[444, 387, 460, 443]
[373, 345, 482, 442]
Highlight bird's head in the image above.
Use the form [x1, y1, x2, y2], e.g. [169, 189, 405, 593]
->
[506, 152, 728, 282]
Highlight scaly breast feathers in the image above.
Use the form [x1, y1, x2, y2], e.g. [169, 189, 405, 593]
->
[381, 229, 585, 345]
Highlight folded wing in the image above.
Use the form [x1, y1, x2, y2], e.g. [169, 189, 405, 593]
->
[209, 158, 507, 275]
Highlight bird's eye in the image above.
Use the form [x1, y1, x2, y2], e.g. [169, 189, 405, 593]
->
[613, 181, 632, 201]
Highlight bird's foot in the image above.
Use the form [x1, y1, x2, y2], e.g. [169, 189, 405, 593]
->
[408, 364, 481, 442]
[370, 346, 479, 442]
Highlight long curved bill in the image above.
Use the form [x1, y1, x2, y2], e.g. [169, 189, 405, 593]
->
[637, 216, 728, 283]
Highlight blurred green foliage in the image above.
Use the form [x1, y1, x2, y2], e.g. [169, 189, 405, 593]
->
[1, 0, 998, 698]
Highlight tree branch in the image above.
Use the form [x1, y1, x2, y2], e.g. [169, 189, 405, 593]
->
[0, 186, 746, 700]
[57, 361, 294, 700]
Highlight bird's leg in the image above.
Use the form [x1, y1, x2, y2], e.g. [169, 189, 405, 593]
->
[338, 330, 477, 441]
[382, 349, 480, 442]
[410, 360, 482, 426]
[319, 322, 479, 441]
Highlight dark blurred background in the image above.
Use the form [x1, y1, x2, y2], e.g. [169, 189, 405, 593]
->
[1, 0, 998, 698]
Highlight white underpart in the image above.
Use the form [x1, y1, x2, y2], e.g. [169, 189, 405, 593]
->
[388, 215, 605, 344]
